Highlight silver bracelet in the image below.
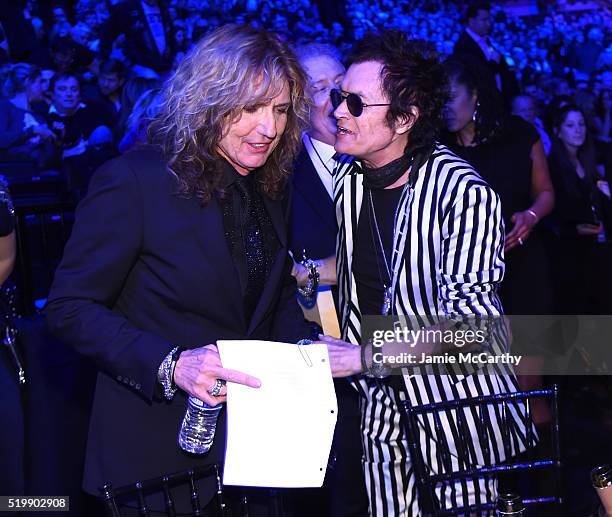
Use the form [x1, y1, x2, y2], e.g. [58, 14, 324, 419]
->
[363, 341, 392, 379]
[157, 346, 181, 400]
[297, 255, 320, 300]
[526, 209, 538, 224]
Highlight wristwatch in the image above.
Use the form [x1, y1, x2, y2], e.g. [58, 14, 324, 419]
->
[361, 342, 392, 379]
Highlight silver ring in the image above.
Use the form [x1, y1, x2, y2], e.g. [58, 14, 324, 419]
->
[207, 379, 226, 397]
[518, 237, 524, 245]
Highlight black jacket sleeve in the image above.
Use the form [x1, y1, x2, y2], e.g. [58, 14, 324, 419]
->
[45, 156, 172, 401]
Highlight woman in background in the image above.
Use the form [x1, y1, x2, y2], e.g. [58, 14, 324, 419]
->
[442, 58, 556, 430]
[443, 59, 555, 319]
[548, 104, 612, 314]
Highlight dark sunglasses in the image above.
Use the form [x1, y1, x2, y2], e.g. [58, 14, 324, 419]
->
[330, 88, 390, 117]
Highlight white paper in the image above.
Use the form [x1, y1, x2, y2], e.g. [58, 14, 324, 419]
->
[217, 340, 337, 488]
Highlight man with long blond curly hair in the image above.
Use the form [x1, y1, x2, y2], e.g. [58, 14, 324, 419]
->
[46, 25, 312, 515]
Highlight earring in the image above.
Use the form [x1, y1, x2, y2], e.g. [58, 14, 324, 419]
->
[472, 100, 480, 122]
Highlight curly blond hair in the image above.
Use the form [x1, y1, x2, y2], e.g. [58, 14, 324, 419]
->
[150, 24, 308, 203]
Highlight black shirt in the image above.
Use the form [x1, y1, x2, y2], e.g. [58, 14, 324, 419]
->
[353, 185, 405, 316]
[47, 103, 113, 152]
[217, 161, 279, 320]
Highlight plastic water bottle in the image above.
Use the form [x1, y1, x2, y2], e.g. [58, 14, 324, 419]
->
[178, 396, 222, 454]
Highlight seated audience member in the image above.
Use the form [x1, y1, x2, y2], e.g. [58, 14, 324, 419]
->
[46, 72, 114, 195]
[512, 94, 552, 154]
[82, 59, 127, 134]
[0, 63, 59, 169]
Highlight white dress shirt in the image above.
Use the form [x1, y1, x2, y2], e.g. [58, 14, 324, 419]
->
[302, 133, 336, 200]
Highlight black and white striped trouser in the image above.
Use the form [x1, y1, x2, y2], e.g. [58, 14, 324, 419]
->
[359, 380, 497, 517]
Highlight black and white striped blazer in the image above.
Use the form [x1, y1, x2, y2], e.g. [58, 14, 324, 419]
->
[334, 143, 529, 467]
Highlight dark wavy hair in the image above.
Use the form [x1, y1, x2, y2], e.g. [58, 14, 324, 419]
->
[443, 58, 506, 145]
[149, 24, 308, 204]
[347, 31, 449, 156]
[550, 104, 598, 183]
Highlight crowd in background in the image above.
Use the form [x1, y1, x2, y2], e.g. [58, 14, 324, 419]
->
[0, 0, 610, 297]
[0, 0, 610, 187]
[0, 0, 611, 313]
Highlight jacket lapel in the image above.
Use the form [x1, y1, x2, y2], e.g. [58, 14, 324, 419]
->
[292, 149, 336, 234]
[190, 196, 246, 330]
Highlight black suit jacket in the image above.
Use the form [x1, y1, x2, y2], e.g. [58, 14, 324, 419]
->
[45, 146, 309, 507]
[288, 148, 336, 262]
[453, 30, 519, 104]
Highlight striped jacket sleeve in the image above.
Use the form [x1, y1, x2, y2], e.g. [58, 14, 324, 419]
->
[439, 174, 506, 318]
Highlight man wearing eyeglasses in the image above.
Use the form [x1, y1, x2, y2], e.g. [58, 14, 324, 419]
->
[290, 43, 344, 292]
[318, 31, 529, 515]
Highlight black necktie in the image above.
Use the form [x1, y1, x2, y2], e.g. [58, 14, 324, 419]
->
[233, 176, 266, 321]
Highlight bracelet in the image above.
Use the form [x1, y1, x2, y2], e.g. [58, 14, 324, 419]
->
[360, 341, 392, 378]
[526, 209, 538, 224]
[157, 346, 184, 400]
[297, 253, 320, 300]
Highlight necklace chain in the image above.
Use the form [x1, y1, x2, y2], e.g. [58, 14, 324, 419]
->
[368, 191, 392, 284]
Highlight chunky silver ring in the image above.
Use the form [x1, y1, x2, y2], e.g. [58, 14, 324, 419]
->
[207, 379, 226, 397]
[518, 237, 524, 246]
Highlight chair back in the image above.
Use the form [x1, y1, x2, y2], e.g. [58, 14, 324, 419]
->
[100, 465, 226, 517]
[402, 385, 562, 516]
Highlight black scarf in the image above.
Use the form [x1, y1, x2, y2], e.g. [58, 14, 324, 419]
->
[361, 151, 415, 190]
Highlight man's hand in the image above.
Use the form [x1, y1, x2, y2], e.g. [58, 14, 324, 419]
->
[317, 335, 362, 377]
[173, 344, 261, 406]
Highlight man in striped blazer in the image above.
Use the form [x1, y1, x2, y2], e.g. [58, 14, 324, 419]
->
[318, 31, 529, 515]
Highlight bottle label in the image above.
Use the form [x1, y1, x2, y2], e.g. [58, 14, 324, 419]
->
[189, 397, 207, 409]
[188, 397, 222, 410]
